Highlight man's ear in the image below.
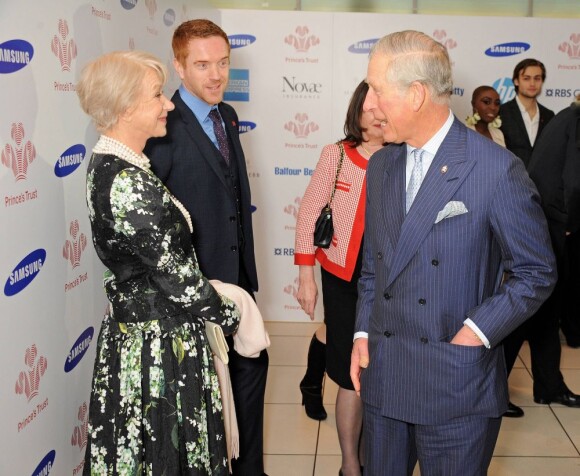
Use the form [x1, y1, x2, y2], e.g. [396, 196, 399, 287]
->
[173, 57, 185, 80]
[410, 81, 427, 112]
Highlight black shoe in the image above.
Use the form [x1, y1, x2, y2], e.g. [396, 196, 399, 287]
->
[503, 401, 524, 418]
[300, 384, 327, 420]
[534, 390, 580, 407]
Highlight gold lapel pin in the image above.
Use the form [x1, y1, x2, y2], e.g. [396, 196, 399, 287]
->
[441, 165, 448, 174]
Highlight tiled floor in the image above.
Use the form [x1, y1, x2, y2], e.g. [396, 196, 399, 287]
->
[262, 321, 580, 475]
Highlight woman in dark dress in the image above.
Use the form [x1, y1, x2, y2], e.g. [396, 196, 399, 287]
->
[77, 50, 239, 475]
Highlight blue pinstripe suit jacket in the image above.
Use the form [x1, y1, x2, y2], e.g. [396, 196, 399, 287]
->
[355, 117, 556, 425]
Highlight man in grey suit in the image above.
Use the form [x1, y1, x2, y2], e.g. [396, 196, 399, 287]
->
[350, 30, 556, 476]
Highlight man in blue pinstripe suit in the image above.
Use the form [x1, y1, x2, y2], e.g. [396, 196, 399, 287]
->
[350, 31, 556, 476]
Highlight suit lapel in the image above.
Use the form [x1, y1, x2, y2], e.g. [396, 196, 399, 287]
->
[386, 119, 476, 287]
[172, 93, 231, 191]
[381, 145, 406, 249]
[508, 100, 532, 148]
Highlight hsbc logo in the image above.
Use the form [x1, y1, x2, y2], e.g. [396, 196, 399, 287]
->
[64, 327, 94, 372]
[55, 144, 86, 177]
[0, 39, 34, 73]
[51, 19, 77, 72]
[4, 249, 46, 296]
[2, 122, 37, 181]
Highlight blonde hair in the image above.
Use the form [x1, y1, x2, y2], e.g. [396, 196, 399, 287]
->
[76, 50, 168, 132]
[370, 30, 453, 104]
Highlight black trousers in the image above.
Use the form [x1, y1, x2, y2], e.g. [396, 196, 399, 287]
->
[503, 221, 567, 399]
[562, 231, 580, 345]
[228, 263, 269, 476]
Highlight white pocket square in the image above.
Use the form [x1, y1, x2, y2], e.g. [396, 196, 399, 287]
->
[435, 201, 468, 224]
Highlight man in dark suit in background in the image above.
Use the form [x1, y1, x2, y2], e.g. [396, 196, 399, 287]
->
[145, 19, 268, 476]
[499, 58, 554, 167]
[350, 30, 556, 476]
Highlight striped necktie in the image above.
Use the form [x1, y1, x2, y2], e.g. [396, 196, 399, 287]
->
[406, 148, 424, 213]
[208, 108, 230, 164]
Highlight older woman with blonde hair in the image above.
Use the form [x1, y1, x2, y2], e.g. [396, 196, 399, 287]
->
[77, 50, 240, 475]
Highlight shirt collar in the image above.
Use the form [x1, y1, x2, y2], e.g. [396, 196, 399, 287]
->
[178, 84, 217, 123]
[515, 95, 539, 118]
[406, 109, 454, 157]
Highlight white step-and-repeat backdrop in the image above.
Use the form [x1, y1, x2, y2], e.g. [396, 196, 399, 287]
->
[1, 1, 578, 473]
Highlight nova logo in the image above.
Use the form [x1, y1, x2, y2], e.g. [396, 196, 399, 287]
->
[145, 0, 157, 19]
[284, 113, 319, 138]
[63, 220, 87, 269]
[51, 19, 77, 72]
[2, 122, 36, 181]
[64, 327, 94, 372]
[15, 344, 47, 402]
[433, 30, 457, 50]
[32, 450, 56, 476]
[492, 77, 515, 103]
[71, 403, 88, 451]
[4, 249, 46, 296]
[55, 144, 86, 177]
[485, 42, 530, 57]
[558, 33, 580, 59]
[285, 26, 320, 52]
[348, 38, 378, 54]
[163, 8, 175, 26]
[229, 34, 256, 49]
[121, 0, 138, 10]
[0, 39, 33, 74]
[238, 121, 256, 134]
[282, 76, 322, 94]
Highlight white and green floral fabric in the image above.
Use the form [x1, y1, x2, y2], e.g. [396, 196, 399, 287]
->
[83, 153, 239, 475]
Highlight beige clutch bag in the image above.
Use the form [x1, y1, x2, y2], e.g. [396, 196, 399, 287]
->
[205, 321, 229, 365]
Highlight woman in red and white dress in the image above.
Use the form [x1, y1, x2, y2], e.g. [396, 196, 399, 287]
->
[294, 80, 385, 476]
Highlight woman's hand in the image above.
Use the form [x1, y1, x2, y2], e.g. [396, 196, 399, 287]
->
[296, 265, 318, 320]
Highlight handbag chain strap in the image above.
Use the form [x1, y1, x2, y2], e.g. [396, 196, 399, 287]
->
[328, 141, 345, 206]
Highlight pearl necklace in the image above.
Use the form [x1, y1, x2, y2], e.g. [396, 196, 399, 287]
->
[93, 135, 193, 233]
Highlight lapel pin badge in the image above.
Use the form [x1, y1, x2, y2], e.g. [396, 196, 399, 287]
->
[441, 165, 448, 174]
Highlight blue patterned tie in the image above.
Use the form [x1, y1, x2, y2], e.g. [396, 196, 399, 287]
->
[406, 148, 424, 213]
[208, 109, 230, 164]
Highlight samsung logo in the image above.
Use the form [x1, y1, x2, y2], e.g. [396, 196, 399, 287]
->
[4, 249, 46, 296]
[238, 121, 256, 134]
[55, 144, 86, 177]
[31, 450, 55, 476]
[348, 38, 379, 54]
[0, 39, 34, 74]
[229, 34, 256, 49]
[251, 205, 257, 214]
[163, 9, 175, 26]
[64, 327, 94, 372]
[120, 0, 137, 10]
[485, 42, 530, 57]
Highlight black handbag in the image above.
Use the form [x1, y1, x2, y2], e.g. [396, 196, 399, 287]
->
[313, 142, 345, 248]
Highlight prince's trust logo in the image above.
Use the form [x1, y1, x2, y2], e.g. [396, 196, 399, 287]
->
[558, 33, 580, 68]
[71, 403, 89, 451]
[51, 19, 77, 72]
[2, 122, 36, 181]
[284, 113, 319, 139]
[432, 30, 457, 50]
[285, 26, 320, 53]
[63, 220, 87, 269]
[15, 344, 47, 403]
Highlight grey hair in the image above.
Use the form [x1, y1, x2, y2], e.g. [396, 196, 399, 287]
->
[370, 30, 453, 104]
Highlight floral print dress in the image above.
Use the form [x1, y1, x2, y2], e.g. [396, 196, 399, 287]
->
[83, 152, 239, 476]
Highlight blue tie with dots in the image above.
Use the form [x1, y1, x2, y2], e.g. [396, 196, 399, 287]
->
[406, 148, 424, 213]
[208, 108, 230, 164]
